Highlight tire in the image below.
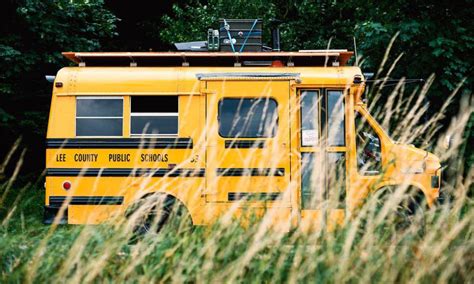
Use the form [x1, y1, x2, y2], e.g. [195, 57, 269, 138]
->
[127, 194, 192, 238]
[393, 188, 426, 233]
[372, 186, 427, 233]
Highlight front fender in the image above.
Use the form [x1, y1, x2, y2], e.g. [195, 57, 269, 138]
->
[372, 180, 436, 207]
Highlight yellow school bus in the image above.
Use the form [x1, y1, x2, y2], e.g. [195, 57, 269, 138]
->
[44, 50, 441, 231]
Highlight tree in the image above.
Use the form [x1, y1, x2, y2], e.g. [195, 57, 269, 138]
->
[160, 0, 278, 46]
[0, 0, 117, 178]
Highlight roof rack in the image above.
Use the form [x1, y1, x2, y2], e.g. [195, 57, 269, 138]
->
[62, 51, 353, 67]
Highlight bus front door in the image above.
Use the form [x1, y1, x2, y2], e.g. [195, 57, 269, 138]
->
[298, 89, 347, 232]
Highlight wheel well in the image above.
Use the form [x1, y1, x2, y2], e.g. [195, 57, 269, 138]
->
[373, 185, 427, 210]
[131, 192, 193, 224]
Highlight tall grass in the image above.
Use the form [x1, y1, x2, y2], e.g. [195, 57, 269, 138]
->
[0, 55, 472, 283]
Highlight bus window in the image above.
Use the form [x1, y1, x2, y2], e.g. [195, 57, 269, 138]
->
[355, 111, 381, 175]
[301, 152, 345, 209]
[327, 90, 345, 146]
[218, 98, 278, 138]
[300, 90, 319, 146]
[131, 96, 178, 136]
[327, 152, 346, 208]
[76, 96, 123, 137]
[301, 152, 323, 209]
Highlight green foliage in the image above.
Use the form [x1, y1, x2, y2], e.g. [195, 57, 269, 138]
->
[160, 0, 277, 44]
[0, 0, 117, 152]
[16, 0, 117, 52]
[353, 1, 474, 94]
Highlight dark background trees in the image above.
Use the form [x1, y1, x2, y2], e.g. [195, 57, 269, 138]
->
[0, 0, 472, 180]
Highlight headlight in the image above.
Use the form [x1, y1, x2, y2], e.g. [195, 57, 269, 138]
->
[401, 167, 424, 174]
[431, 175, 440, 188]
[401, 160, 425, 174]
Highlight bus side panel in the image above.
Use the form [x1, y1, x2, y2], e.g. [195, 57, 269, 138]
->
[46, 95, 75, 138]
[45, 92, 209, 225]
[45, 175, 207, 225]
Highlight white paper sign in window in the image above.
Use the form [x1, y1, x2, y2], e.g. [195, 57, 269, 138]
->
[302, 129, 318, 146]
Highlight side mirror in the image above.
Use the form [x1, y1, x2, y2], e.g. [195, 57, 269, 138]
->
[443, 135, 452, 150]
[45, 75, 56, 83]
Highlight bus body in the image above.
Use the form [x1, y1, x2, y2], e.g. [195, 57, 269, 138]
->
[44, 51, 441, 230]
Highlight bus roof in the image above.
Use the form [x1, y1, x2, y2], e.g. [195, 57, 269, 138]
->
[62, 51, 354, 67]
[53, 66, 363, 98]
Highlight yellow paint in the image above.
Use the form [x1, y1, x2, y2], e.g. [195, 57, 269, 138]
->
[45, 66, 441, 230]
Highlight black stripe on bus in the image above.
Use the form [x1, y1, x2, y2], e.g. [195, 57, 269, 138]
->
[46, 168, 205, 177]
[216, 168, 285, 176]
[228, 192, 281, 201]
[46, 138, 193, 149]
[224, 140, 266, 148]
[49, 196, 124, 207]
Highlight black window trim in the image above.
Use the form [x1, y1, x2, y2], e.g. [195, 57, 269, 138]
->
[217, 97, 279, 139]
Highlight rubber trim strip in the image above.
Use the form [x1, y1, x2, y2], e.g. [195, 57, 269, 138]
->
[46, 138, 193, 149]
[49, 196, 124, 207]
[46, 168, 205, 177]
[224, 140, 266, 148]
[228, 192, 281, 201]
[216, 168, 284, 176]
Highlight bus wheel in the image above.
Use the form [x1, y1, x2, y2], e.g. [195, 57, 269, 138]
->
[373, 186, 426, 233]
[127, 194, 192, 237]
[392, 188, 426, 232]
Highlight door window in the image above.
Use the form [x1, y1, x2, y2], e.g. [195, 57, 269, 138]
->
[327, 90, 345, 146]
[218, 98, 278, 138]
[300, 90, 319, 146]
[301, 153, 324, 209]
[327, 152, 346, 208]
[355, 111, 382, 175]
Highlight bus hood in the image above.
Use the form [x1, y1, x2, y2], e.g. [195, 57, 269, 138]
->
[393, 144, 441, 174]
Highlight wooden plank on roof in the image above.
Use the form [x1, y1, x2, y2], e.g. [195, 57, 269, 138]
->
[61, 51, 354, 66]
[62, 52, 80, 63]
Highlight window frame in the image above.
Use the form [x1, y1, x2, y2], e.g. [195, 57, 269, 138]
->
[75, 96, 124, 138]
[217, 97, 279, 139]
[129, 95, 179, 137]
